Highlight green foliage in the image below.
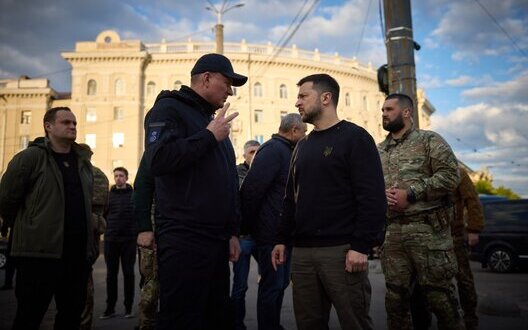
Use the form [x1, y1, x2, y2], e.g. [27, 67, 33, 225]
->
[475, 180, 494, 195]
[474, 180, 520, 200]
[494, 186, 520, 200]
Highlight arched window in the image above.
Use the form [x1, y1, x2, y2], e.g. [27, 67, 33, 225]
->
[147, 81, 156, 97]
[115, 78, 125, 96]
[87, 79, 97, 95]
[363, 95, 368, 111]
[279, 84, 287, 99]
[254, 82, 263, 97]
[345, 93, 351, 107]
[174, 80, 182, 90]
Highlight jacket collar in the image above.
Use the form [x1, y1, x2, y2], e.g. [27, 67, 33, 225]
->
[381, 127, 416, 151]
[179, 86, 217, 117]
[272, 134, 296, 149]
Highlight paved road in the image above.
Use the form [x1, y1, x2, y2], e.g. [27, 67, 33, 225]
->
[1, 253, 527, 329]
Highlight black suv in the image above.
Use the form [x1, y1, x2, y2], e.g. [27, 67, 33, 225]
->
[470, 199, 528, 273]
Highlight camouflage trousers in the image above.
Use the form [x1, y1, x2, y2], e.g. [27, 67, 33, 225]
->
[381, 221, 465, 330]
[138, 247, 159, 330]
[453, 236, 478, 329]
[79, 270, 94, 330]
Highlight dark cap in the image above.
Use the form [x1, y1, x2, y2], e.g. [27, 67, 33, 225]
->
[191, 53, 248, 87]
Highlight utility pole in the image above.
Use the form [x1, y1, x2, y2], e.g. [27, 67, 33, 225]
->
[383, 0, 419, 127]
[206, 0, 245, 54]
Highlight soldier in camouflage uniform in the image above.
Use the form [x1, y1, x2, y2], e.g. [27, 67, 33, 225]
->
[79, 144, 109, 330]
[411, 166, 484, 330]
[134, 154, 158, 330]
[450, 166, 484, 329]
[377, 93, 465, 330]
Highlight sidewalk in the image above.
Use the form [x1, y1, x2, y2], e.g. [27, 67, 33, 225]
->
[0, 258, 527, 329]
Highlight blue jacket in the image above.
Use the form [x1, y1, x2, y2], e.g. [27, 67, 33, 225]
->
[144, 86, 239, 240]
[240, 134, 294, 244]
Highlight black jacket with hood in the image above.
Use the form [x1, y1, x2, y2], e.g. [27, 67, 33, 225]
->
[143, 86, 239, 240]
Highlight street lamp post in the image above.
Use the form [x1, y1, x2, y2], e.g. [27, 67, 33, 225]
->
[206, 0, 245, 54]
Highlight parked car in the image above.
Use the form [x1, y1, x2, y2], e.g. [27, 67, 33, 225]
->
[470, 199, 528, 273]
[0, 238, 7, 269]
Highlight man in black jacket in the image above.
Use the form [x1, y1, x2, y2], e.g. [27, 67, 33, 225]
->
[232, 139, 260, 330]
[143, 53, 246, 329]
[241, 113, 306, 330]
[272, 74, 386, 330]
[101, 167, 136, 319]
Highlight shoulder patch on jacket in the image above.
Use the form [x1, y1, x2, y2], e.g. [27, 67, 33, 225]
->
[147, 122, 166, 144]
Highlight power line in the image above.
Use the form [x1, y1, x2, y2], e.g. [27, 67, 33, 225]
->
[254, 0, 320, 78]
[164, 27, 214, 43]
[378, 0, 385, 41]
[473, 0, 527, 59]
[355, 0, 374, 57]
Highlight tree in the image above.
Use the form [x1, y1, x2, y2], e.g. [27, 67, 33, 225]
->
[494, 186, 520, 200]
[474, 179, 520, 200]
[475, 180, 494, 195]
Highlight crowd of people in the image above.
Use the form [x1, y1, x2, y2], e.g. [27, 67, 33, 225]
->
[0, 52, 484, 330]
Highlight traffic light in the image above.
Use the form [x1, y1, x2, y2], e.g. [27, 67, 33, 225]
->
[377, 64, 389, 95]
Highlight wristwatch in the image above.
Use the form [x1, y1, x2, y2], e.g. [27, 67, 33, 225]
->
[406, 186, 417, 203]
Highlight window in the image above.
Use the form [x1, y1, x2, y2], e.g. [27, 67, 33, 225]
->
[363, 95, 368, 111]
[174, 80, 182, 90]
[254, 82, 263, 97]
[232, 87, 237, 96]
[86, 108, 97, 122]
[345, 93, 351, 107]
[20, 110, 31, 124]
[146, 81, 156, 97]
[254, 109, 263, 123]
[113, 107, 124, 120]
[280, 111, 288, 118]
[19, 135, 29, 150]
[85, 134, 96, 149]
[115, 78, 125, 95]
[254, 135, 264, 144]
[279, 84, 287, 99]
[87, 79, 97, 95]
[112, 133, 125, 148]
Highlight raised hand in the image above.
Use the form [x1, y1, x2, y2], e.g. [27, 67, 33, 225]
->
[206, 102, 239, 141]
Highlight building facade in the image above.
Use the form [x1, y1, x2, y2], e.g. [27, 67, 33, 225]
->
[1, 30, 435, 180]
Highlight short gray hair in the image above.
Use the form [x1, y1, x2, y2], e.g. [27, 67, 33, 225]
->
[243, 140, 260, 152]
[279, 113, 303, 133]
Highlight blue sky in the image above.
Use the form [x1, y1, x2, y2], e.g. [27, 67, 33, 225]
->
[1, 0, 527, 196]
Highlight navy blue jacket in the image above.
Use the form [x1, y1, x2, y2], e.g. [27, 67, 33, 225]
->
[240, 134, 294, 244]
[144, 86, 239, 240]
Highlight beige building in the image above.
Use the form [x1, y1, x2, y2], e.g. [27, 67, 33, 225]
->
[0, 30, 435, 180]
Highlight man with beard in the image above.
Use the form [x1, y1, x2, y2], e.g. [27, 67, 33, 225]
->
[377, 93, 464, 330]
[272, 74, 386, 330]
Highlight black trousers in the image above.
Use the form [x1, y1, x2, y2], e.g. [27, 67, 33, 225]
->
[156, 231, 234, 330]
[12, 243, 89, 330]
[3, 231, 15, 287]
[103, 239, 137, 311]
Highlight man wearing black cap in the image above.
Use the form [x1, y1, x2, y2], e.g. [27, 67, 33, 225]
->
[142, 53, 247, 329]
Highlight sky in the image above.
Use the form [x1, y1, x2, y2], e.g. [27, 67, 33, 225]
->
[1, 0, 527, 196]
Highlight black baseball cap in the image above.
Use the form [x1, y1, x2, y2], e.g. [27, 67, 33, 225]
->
[191, 53, 248, 87]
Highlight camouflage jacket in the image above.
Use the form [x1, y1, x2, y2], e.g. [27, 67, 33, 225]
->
[92, 166, 109, 235]
[452, 167, 484, 237]
[377, 128, 459, 219]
